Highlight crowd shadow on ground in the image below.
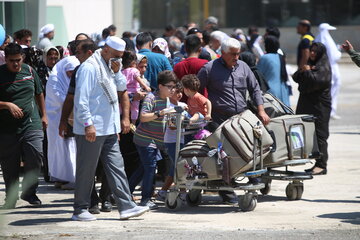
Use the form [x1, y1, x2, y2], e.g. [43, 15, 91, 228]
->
[317, 212, 360, 225]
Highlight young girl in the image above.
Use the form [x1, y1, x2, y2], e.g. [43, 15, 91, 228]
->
[136, 53, 150, 90]
[122, 51, 151, 124]
[129, 70, 177, 210]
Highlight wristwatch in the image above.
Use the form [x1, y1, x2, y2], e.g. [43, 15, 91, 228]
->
[154, 110, 161, 118]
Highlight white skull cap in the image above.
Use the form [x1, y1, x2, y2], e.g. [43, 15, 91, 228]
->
[105, 36, 126, 51]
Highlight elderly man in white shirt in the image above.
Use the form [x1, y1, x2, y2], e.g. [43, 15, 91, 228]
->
[37, 24, 55, 50]
[72, 36, 149, 221]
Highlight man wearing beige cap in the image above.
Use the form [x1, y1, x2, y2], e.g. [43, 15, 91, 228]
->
[37, 24, 55, 50]
[72, 36, 149, 221]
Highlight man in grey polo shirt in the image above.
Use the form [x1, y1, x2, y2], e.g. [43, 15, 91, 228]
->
[198, 38, 270, 203]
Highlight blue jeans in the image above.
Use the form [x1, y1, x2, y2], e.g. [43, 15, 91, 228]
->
[165, 142, 184, 177]
[129, 145, 160, 202]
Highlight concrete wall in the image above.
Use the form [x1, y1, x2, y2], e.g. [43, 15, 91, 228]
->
[47, 0, 113, 44]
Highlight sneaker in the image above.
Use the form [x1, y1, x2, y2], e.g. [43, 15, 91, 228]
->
[330, 114, 341, 120]
[101, 201, 112, 212]
[89, 204, 100, 214]
[155, 190, 167, 202]
[0, 201, 16, 210]
[71, 211, 96, 221]
[20, 194, 42, 206]
[120, 205, 149, 220]
[139, 200, 159, 210]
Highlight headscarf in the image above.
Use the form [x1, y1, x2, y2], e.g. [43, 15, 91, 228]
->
[308, 42, 329, 66]
[240, 52, 269, 92]
[136, 53, 147, 64]
[48, 56, 80, 100]
[264, 36, 288, 83]
[39, 24, 55, 39]
[43, 46, 60, 66]
[239, 51, 256, 68]
[314, 23, 341, 65]
[152, 38, 171, 58]
[264, 36, 279, 54]
[293, 42, 332, 96]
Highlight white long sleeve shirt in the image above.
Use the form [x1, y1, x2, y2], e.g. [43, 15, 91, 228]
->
[73, 49, 127, 136]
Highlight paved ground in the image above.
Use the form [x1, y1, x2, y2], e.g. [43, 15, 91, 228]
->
[0, 64, 359, 239]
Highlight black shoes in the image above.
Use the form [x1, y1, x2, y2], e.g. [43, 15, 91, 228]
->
[89, 204, 101, 214]
[20, 194, 42, 206]
[101, 201, 112, 212]
[305, 166, 327, 175]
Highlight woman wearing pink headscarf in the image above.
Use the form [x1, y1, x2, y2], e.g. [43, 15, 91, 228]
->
[152, 38, 171, 58]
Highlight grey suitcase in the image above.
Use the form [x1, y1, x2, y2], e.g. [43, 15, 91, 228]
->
[177, 140, 222, 183]
[264, 114, 318, 167]
[206, 110, 273, 177]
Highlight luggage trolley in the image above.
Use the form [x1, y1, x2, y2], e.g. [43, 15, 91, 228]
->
[260, 115, 315, 200]
[164, 107, 267, 212]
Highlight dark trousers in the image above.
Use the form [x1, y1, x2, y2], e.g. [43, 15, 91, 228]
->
[314, 115, 330, 169]
[0, 130, 43, 204]
[90, 162, 111, 207]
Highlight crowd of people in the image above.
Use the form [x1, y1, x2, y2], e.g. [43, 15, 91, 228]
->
[0, 16, 359, 221]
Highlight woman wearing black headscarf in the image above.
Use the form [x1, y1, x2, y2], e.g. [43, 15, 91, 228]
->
[257, 36, 290, 106]
[293, 42, 332, 175]
[240, 51, 269, 93]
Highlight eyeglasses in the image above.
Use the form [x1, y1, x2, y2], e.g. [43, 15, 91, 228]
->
[163, 84, 176, 90]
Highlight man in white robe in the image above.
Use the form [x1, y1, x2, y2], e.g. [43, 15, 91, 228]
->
[315, 23, 342, 119]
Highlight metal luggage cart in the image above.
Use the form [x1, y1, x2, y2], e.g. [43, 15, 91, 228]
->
[260, 124, 315, 200]
[260, 160, 314, 200]
[164, 107, 268, 212]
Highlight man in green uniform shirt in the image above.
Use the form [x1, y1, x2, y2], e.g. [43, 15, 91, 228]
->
[0, 43, 47, 209]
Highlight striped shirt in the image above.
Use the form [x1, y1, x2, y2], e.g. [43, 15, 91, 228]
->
[133, 92, 169, 149]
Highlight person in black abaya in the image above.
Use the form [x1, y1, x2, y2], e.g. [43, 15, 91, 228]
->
[293, 42, 332, 175]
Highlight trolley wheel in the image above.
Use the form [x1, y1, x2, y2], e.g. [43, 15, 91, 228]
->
[295, 184, 304, 200]
[186, 190, 202, 207]
[238, 192, 257, 212]
[260, 181, 272, 195]
[165, 195, 183, 211]
[285, 183, 297, 200]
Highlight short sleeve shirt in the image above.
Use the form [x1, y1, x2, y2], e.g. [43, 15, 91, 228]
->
[0, 64, 43, 134]
[297, 33, 314, 66]
[121, 67, 140, 93]
[133, 92, 168, 149]
[187, 92, 208, 116]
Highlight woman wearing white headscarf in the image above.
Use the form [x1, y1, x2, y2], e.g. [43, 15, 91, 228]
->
[152, 38, 171, 58]
[315, 23, 342, 119]
[45, 56, 80, 185]
[37, 46, 60, 91]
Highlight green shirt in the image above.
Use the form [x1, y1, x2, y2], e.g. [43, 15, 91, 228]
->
[348, 49, 360, 68]
[0, 63, 43, 134]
